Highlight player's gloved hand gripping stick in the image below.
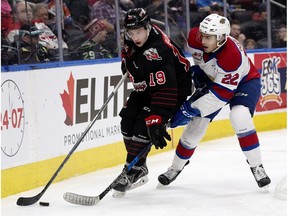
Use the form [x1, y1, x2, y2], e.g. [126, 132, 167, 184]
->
[145, 115, 171, 149]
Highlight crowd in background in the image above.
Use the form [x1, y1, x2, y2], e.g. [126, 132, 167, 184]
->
[1, 0, 287, 65]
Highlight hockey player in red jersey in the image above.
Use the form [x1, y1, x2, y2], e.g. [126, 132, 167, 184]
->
[158, 14, 271, 189]
[112, 8, 192, 196]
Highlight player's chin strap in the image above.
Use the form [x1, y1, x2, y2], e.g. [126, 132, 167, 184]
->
[212, 35, 227, 53]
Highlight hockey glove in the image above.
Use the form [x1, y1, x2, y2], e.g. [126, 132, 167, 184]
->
[191, 65, 211, 89]
[121, 44, 132, 59]
[169, 101, 201, 128]
[145, 115, 171, 149]
[121, 59, 127, 75]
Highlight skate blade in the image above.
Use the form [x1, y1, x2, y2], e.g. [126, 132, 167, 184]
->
[262, 185, 270, 193]
[129, 176, 148, 190]
[156, 182, 165, 189]
[112, 190, 127, 198]
[112, 176, 148, 198]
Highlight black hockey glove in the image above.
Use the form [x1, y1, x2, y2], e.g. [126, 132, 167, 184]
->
[145, 115, 171, 149]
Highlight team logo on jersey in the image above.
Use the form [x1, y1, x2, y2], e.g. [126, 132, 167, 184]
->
[143, 48, 162, 61]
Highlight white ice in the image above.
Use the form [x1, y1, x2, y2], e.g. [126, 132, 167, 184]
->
[2, 129, 287, 216]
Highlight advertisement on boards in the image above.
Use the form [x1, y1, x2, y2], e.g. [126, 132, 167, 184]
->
[1, 62, 133, 169]
[254, 51, 287, 111]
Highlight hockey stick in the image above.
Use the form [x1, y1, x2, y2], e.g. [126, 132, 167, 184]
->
[16, 73, 128, 206]
[63, 143, 152, 206]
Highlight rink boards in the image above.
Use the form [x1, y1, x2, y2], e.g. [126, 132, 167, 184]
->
[1, 49, 287, 197]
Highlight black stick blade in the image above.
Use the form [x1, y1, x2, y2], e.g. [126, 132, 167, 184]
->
[16, 193, 42, 206]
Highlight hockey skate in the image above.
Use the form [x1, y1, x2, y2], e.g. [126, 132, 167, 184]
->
[250, 164, 271, 189]
[112, 165, 148, 198]
[157, 160, 190, 187]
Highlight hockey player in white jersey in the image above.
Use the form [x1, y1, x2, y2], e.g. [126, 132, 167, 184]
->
[158, 14, 271, 189]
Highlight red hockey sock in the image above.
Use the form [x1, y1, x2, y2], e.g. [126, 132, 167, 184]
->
[175, 141, 195, 159]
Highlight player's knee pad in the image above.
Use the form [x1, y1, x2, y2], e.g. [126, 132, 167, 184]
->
[230, 105, 260, 152]
[180, 116, 210, 149]
[230, 105, 255, 134]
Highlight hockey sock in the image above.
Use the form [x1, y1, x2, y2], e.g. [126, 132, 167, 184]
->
[176, 140, 196, 159]
[172, 141, 195, 170]
[238, 129, 260, 151]
[230, 105, 263, 167]
[237, 130, 262, 167]
[126, 141, 150, 167]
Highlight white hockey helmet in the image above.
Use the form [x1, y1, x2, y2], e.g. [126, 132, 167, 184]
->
[199, 14, 230, 47]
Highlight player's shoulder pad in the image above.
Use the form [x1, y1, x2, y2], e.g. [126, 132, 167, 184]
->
[216, 37, 242, 72]
[187, 27, 202, 49]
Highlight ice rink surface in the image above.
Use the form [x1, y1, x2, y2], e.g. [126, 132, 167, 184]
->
[2, 129, 287, 216]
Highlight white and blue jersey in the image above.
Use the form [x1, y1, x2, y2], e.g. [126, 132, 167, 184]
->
[187, 27, 261, 118]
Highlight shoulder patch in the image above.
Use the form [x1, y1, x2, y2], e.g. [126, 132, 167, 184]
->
[217, 38, 242, 72]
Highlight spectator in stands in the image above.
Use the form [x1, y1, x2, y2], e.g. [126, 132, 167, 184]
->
[119, 0, 135, 11]
[15, 24, 50, 64]
[273, 25, 287, 48]
[208, 3, 224, 16]
[47, 0, 73, 26]
[196, 0, 222, 11]
[46, 0, 85, 46]
[76, 15, 90, 28]
[134, 0, 151, 9]
[63, 0, 90, 25]
[197, 1, 223, 13]
[90, 0, 118, 57]
[189, 0, 198, 11]
[87, 0, 98, 8]
[230, 19, 246, 45]
[145, 0, 163, 20]
[252, 3, 267, 22]
[32, 2, 50, 25]
[1, 32, 18, 65]
[241, 3, 268, 43]
[6, 1, 33, 43]
[1, 0, 13, 37]
[73, 19, 114, 60]
[32, 3, 69, 52]
[90, 0, 116, 27]
[243, 38, 257, 50]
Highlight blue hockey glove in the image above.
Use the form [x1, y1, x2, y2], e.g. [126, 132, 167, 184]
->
[191, 65, 211, 89]
[169, 101, 200, 128]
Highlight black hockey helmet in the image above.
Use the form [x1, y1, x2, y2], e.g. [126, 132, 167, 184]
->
[124, 8, 150, 30]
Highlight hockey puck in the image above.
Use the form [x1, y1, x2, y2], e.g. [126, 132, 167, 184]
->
[39, 202, 50, 206]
